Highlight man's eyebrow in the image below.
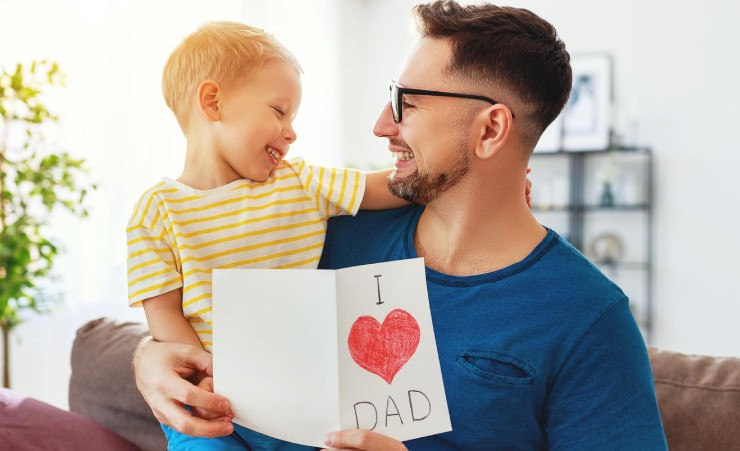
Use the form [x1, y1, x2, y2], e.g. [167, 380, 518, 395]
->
[402, 93, 426, 102]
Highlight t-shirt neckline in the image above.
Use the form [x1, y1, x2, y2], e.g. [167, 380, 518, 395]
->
[161, 177, 246, 196]
[403, 205, 557, 287]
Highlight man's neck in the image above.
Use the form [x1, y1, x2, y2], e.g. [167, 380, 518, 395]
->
[414, 190, 546, 277]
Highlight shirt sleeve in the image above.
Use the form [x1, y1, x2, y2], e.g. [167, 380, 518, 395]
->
[545, 297, 668, 450]
[289, 157, 366, 219]
[126, 189, 182, 307]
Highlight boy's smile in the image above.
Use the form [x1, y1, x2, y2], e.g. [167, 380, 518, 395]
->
[266, 146, 283, 162]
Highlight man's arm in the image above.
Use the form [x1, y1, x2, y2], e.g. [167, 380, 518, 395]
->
[545, 298, 667, 449]
[133, 337, 234, 437]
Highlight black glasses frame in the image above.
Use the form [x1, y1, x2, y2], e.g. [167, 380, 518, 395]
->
[389, 80, 511, 123]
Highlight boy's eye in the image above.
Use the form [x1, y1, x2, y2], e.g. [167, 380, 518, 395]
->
[401, 99, 415, 109]
[272, 106, 286, 117]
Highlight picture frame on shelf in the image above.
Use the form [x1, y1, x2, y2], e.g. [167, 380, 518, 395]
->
[562, 53, 613, 152]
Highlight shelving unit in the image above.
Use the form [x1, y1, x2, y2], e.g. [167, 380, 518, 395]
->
[529, 147, 654, 341]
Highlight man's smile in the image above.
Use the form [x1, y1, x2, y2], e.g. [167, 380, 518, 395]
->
[392, 150, 414, 160]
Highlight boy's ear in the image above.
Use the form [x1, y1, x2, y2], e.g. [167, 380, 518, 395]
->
[198, 80, 221, 122]
[474, 104, 513, 160]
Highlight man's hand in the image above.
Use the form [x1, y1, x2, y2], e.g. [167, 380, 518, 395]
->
[322, 429, 408, 451]
[133, 337, 234, 437]
[190, 376, 225, 421]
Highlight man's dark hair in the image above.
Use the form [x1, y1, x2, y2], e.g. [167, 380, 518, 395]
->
[413, 1, 571, 143]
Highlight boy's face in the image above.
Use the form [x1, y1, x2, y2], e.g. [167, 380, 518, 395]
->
[215, 58, 302, 182]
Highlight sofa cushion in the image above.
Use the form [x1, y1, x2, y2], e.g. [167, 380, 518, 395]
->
[648, 347, 740, 451]
[0, 387, 138, 450]
[69, 317, 166, 451]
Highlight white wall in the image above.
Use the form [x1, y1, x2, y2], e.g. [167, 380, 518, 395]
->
[339, 0, 740, 358]
[1, 0, 739, 410]
[0, 0, 344, 408]
[0, 0, 247, 410]
[501, 0, 740, 357]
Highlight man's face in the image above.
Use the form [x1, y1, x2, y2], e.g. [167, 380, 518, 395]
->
[374, 38, 475, 205]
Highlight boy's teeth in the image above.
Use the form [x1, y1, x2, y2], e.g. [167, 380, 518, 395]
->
[267, 147, 279, 159]
[392, 151, 414, 160]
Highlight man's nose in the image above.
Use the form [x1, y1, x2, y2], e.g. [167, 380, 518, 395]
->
[373, 102, 398, 138]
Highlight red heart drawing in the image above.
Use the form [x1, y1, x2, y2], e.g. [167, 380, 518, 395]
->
[348, 309, 421, 384]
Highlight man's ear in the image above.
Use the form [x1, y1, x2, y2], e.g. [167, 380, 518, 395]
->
[198, 80, 221, 122]
[475, 104, 513, 160]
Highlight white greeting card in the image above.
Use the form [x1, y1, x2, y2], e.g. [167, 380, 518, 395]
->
[212, 258, 451, 447]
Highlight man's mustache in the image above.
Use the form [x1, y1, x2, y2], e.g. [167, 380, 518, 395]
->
[389, 138, 413, 152]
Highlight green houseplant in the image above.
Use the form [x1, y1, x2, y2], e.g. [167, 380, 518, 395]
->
[0, 60, 95, 388]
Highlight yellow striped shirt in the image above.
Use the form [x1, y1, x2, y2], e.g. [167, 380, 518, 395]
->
[126, 157, 365, 350]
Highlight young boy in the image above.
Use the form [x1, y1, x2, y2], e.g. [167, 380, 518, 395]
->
[126, 21, 404, 450]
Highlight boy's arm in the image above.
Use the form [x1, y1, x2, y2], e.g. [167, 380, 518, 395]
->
[360, 169, 409, 210]
[358, 168, 532, 210]
[143, 290, 225, 422]
[142, 289, 203, 349]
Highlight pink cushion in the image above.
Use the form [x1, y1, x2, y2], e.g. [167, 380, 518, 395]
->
[0, 387, 138, 450]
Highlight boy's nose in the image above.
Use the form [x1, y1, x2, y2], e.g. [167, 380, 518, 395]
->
[284, 125, 297, 143]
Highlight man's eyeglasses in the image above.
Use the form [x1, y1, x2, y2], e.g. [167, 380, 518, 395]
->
[388, 80, 512, 124]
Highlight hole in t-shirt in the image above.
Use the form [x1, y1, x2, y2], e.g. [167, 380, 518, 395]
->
[463, 355, 529, 378]
[457, 350, 535, 384]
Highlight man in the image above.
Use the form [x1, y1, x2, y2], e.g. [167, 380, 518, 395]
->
[134, 2, 668, 449]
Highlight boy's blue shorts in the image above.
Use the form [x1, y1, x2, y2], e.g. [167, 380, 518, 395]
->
[161, 422, 318, 451]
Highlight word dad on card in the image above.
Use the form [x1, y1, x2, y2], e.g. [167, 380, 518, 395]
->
[212, 258, 451, 447]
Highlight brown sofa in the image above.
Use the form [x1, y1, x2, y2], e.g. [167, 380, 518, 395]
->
[649, 347, 740, 450]
[2, 317, 739, 450]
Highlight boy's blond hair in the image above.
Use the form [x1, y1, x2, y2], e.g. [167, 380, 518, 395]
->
[162, 21, 302, 130]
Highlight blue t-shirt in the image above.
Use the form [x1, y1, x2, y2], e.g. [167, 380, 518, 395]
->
[319, 205, 667, 450]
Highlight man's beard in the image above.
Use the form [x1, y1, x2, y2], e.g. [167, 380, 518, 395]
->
[387, 144, 470, 205]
